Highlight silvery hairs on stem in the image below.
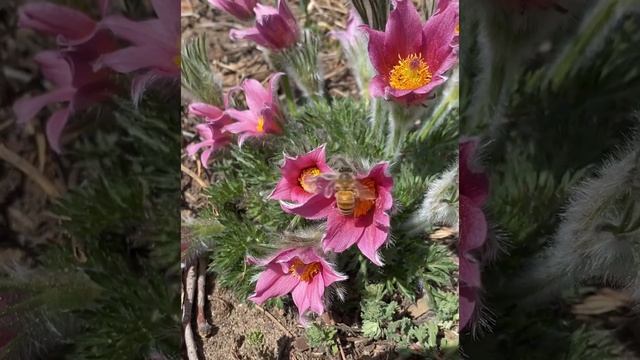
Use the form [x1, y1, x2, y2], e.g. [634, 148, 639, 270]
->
[519, 131, 640, 308]
[406, 160, 459, 234]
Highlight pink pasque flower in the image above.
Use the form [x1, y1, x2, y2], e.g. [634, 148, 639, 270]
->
[459, 137, 489, 330]
[13, 34, 117, 152]
[17, 0, 109, 45]
[362, 0, 457, 104]
[186, 103, 234, 166]
[281, 162, 394, 266]
[269, 144, 334, 203]
[248, 247, 347, 323]
[208, 0, 258, 21]
[330, 9, 363, 51]
[224, 73, 284, 146]
[96, 0, 180, 103]
[229, 0, 299, 51]
[437, 0, 459, 48]
[14, 1, 117, 152]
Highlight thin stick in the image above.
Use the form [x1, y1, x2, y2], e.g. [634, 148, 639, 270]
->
[181, 164, 208, 188]
[0, 143, 61, 198]
[255, 304, 293, 337]
[196, 256, 212, 336]
[184, 264, 199, 360]
[36, 132, 46, 173]
[338, 339, 347, 360]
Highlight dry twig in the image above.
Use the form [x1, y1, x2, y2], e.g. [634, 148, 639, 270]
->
[0, 143, 61, 198]
[255, 304, 294, 337]
[181, 163, 209, 188]
[196, 256, 213, 336]
[184, 264, 200, 360]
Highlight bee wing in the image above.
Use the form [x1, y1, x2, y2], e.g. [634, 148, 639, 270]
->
[306, 172, 337, 197]
[355, 181, 377, 200]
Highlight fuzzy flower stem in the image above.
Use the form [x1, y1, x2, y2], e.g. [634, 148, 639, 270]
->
[386, 102, 411, 157]
[371, 97, 387, 139]
[418, 68, 459, 140]
[281, 75, 297, 115]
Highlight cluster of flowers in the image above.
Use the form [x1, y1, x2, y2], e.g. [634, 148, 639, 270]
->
[186, 73, 284, 165]
[250, 144, 394, 322]
[188, 0, 460, 323]
[190, 0, 458, 165]
[13, 0, 180, 152]
[186, 0, 302, 165]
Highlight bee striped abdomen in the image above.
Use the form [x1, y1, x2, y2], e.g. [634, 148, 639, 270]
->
[335, 190, 356, 216]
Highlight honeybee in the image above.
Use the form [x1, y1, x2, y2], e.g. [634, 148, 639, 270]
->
[309, 158, 377, 217]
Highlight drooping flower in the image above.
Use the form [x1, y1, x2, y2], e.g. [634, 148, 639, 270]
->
[281, 162, 394, 266]
[186, 103, 234, 166]
[330, 9, 374, 97]
[269, 144, 334, 203]
[95, 0, 180, 103]
[224, 73, 284, 146]
[12, 32, 117, 152]
[17, 0, 109, 45]
[362, 0, 457, 104]
[459, 137, 490, 330]
[248, 246, 347, 323]
[208, 0, 258, 21]
[14, 1, 118, 152]
[229, 0, 299, 51]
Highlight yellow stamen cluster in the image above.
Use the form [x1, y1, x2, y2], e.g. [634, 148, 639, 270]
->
[388, 53, 432, 91]
[256, 116, 265, 133]
[289, 258, 321, 282]
[299, 167, 321, 193]
[353, 178, 377, 218]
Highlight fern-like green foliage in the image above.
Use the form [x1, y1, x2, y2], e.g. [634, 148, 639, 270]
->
[461, 2, 640, 358]
[1, 94, 180, 359]
[181, 36, 223, 106]
[359, 283, 447, 356]
[305, 323, 338, 355]
[203, 94, 458, 302]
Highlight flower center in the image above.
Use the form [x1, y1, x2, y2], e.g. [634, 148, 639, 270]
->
[289, 258, 321, 282]
[256, 116, 265, 133]
[298, 167, 321, 193]
[353, 178, 377, 217]
[388, 53, 432, 91]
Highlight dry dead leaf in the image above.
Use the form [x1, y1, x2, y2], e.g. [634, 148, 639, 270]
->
[407, 295, 431, 319]
[572, 288, 631, 315]
[429, 227, 458, 240]
[181, 0, 194, 16]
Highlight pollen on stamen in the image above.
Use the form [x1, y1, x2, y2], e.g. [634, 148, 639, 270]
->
[298, 167, 321, 193]
[353, 179, 377, 218]
[289, 258, 321, 282]
[256, 116, 265, 133]
[388, 53, 432, 91]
